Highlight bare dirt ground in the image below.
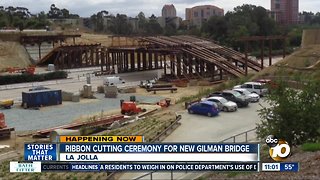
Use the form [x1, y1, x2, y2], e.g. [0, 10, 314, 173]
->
[135, 85, 206, 105]
[66, 33, 138, 47]
[0, 41, 32, 70]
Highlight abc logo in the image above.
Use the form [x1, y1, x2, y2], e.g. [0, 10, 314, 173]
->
[265, 135, 291, 161]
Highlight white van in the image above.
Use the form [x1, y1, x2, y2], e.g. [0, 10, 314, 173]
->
[103, 76, 125, 86]
[234, 82, 268, 96]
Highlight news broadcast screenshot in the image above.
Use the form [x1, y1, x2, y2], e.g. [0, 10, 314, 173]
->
[1, 0, 320, 180]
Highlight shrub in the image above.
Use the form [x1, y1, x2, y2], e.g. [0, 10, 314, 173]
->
[301, 143, 320, 152]
[0, 71, 68, 85]
[257, 79, 320, 145]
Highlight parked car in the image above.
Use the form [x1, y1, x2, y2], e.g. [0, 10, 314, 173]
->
[255, 79, 278, 90]
[29, 86, 50, 91]
[233, 88, 260, 102]
[211, 90, 249, 108]
[203, 96, 237, 112]
[234, 82, 268, 96]
[187, 101, 220, 117]
[207, 91, 223, 98]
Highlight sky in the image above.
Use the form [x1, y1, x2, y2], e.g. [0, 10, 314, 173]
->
[1, 0, 319, 18]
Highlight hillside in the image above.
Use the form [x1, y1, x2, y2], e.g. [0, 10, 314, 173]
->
[254, 45, 320, 81]
[254, 29, 320, 81]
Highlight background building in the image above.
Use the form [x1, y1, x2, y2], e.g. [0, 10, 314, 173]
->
[162, 4, 177, 18]
[158, 4, 180, 29]
[270, 0, 299, 24]
[186, 5, 224, 27]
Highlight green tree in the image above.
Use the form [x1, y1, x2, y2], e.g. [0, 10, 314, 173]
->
[201, 16, 228, 41]
[109, 14, 133, 35]
[61, 8, 70, 18]
[0, 6, 49, 29]
[201, 4, 278, 49]
[47, 4, 78, 19]
[300, 11, 314, 24]
[144, 14, 163, 35]
[311, 13, 320, 25]
[164, 21, 177, 36]
[257, 80, 320, 145]
[90, 10, 108, 32]
[48, 4, 62, 19]
[137, 12, 147, 34]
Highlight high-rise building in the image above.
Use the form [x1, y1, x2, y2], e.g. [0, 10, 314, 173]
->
[158, 4, 180, 29]
[186, 5, 224, 27]
[270, 0, 299, 24]
[162, 4, 177, 18]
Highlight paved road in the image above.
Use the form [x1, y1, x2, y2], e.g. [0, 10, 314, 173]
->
[164, 101, 267, 142]
[120, 100, 269, 180]
[0, 70, 161, 101]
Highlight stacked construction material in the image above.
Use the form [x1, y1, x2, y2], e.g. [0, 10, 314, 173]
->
[104, 85, 117, 98]
[62, 91, 80, 102]
[118, 87, 136, 93]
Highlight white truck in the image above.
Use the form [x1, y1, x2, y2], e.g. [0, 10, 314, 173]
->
[103, 76, 126, 86]
[234, 82, 268, 96]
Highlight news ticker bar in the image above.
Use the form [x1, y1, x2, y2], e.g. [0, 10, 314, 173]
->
[10, 162, 259, 172]
[10, 162, 300, 173]
[262, 163, 299, 172]
[24, 143, 259, 162]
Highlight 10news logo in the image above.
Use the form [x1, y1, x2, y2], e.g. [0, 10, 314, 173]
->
[265, 135, 291, 161]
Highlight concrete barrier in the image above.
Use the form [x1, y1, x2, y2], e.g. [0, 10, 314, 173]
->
[72, 93, 80, 102]
[62, 91, 73, 101]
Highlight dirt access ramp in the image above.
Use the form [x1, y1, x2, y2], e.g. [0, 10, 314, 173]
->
[302, 29, 320, 48]
[0, 41, 32, 71]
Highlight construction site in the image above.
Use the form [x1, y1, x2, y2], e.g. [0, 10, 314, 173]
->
[0, 27, 320, 179]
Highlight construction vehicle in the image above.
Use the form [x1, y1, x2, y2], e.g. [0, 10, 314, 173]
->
[120, 101, 146, 115]
[0, 99, 14, 109]
[0, 113, 14, 139]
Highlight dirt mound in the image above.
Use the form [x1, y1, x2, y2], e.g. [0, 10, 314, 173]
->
[0, 41, 32, 71]
[302, 29, 320, 47]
